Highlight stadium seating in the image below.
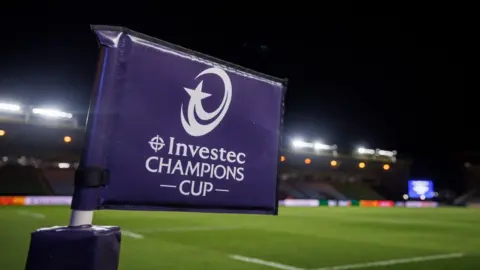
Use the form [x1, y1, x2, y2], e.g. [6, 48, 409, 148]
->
[307, 182, 348, 200]
[332, 183, 384, 200]
[0, 164, 53, 195]
[42, 169, 75, 195]
[277, 190, 288, 200]
[295, 184, 326, 199]
[279, 182, 309, 199]
[0, 158, 402, 201]
[0, 161, 393, 200]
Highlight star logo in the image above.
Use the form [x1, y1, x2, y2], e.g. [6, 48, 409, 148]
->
[181, 67, 232, 137]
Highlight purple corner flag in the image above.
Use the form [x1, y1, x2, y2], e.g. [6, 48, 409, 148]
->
[81, 26, 287, 215]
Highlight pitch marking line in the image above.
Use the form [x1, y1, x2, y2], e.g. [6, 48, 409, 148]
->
[16, 210, 45, 219]
[313, 252, 464, 270]
[230, 253, 464, 270]
[135, 226, 242, 233]
[122, 226, 241, 238]
[121, 230, 144, 239]
[230, 255, 303, 270]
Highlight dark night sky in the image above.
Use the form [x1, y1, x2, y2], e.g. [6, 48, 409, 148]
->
[0, 4, 473, 190]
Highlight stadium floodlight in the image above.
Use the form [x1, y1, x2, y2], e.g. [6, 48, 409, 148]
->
[376, 149, 397, 157]
[58, 162, 71, 169]
[313, 142, 332, 150]
[291, 139, 313, 149]
[313, 142, 338, 156]
[31, 107, 73, 119]
[357, 147, 375, 155]
[0, 102, 22, 113]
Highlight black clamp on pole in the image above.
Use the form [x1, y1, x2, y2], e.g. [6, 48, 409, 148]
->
[74, 167, 110, 188]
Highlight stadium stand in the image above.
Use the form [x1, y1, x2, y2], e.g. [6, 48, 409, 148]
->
[42, 168, 75, 195]
[295, 184, 326, 199]
[308, 182, 348, 200]
[279, 182, 309, 199]
[1, 117, 414, 201]
[332, 183, 384, 200]
[277, 190, 288, 200]
[0, 163, 53, 195]
[456, 162, 480, 205]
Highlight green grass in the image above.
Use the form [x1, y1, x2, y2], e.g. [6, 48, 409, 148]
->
[1, 206, 479, 269]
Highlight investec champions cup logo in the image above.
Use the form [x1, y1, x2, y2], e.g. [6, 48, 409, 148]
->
[145, 67, 245, 197]
[180, 67, 232, 137]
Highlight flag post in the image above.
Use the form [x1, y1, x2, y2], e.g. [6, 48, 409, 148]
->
[69, 210, 94, 226]
[24, 41, 122, 270]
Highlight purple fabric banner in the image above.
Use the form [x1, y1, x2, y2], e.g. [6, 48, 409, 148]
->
[82, 26, 286, 215]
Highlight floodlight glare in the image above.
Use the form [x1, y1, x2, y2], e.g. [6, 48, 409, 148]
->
[32, 108, 73, 119]
[292, 139, 312, 149]
[313, 142, 330, 150]
[58, 162, 71, 169]
[357, 147, 375, 155]
[376, 149, 397, 157]
[0, 102, 21, 112]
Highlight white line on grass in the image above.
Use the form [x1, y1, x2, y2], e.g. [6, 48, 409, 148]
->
[16, 211, 45, 219]
[230, 255, 304, 270]
[121, 230, 144, 239]
[312, 253, 464, 270]
[136, 226, 242, 233]
[229, 253, 464, 270]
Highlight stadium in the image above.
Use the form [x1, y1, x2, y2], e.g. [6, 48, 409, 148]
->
[1, 101, 480, 269]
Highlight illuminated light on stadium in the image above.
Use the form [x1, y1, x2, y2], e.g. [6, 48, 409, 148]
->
[330, 160, 338, 167]
[357, 147, 375, 155]
[58, 163, 71, 169]
[314, 142, 333, 150]
[383, 164, 390, 170]
[292, 139, 312, 149]
[377, 149, 397, 157]
[358, 162, 366, 169]
[17, 156, 27, 166]
[31, 108, 73, 119]
[0, 129, 5, 136]
[291, 139, 338, 156]
[0, 102, 22, 113]
[304, 158, 311, 164]
[63, 136, 72, 143]
[280, 155, 286, 162]
[0, 102, 79, 128]
[356, 147, 397, 162]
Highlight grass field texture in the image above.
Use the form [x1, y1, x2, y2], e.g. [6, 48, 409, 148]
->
[0, 206, 479, 269]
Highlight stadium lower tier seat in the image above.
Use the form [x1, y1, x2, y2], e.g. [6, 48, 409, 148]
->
[0, 164, 53, 195]
[332, 183, 384, 200]
[42, 169, 75, 195]
[279, 183, 309, 199]
[308, 183, 348, 200]
[295, 185, 326, 199]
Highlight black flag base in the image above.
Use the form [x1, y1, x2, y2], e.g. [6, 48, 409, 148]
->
[25, 225, 121, 270]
